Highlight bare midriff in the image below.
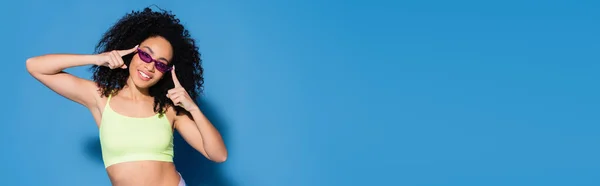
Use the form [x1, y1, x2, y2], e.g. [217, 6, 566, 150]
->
[106, 161, 181, 186]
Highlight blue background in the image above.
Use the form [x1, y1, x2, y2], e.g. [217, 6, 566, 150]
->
[2, 0, 600, 185]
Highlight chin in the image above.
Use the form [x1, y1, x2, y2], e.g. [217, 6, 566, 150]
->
[132, 80, 155, 89]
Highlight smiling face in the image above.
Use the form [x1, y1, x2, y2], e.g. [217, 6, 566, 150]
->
[129, 36, 174, 89]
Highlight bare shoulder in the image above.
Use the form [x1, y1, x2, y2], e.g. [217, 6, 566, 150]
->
[166, 106, 194, 129]
[91, 86, 109, 112]
[164, 105, 179, 126]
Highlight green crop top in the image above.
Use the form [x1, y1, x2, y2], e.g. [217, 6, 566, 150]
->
[99, 95, 174, 168]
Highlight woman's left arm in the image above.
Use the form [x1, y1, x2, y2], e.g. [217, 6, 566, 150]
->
[168, 66, 228, 162]
[174, 108, 228, 162]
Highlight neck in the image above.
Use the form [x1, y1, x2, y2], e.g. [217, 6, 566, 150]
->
[124, 77, 152, 100]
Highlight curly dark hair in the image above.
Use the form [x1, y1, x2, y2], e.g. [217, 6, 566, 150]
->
[89, 6, 204, 116]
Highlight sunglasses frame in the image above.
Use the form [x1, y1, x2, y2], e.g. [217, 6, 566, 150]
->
[136, 48, 173, 73]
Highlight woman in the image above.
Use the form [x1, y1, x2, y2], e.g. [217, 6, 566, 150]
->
[25, 7, 227, 186]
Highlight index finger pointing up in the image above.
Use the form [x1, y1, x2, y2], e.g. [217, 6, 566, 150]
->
[172, 65, 182, 87]
[117, 45, 139, 57]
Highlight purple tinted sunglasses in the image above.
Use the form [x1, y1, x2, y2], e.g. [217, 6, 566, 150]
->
[136, 48, 172, 73]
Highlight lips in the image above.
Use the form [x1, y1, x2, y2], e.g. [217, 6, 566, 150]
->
[138, 70, 153, 81]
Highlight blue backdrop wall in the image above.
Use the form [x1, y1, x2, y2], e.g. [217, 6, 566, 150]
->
[2, 0, 600, 185]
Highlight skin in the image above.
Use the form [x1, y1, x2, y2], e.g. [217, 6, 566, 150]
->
[26, 36, 227, 186]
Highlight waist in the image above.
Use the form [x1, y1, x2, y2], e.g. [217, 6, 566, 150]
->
[107, 161, 181, 186]
[103, 153, 173, 168]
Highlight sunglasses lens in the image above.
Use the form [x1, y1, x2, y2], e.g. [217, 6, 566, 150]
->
[156, 63, 170, 72]
[141, 54, 152, 63]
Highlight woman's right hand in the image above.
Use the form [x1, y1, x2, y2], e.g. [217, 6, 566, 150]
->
[96, 45, 139, 69]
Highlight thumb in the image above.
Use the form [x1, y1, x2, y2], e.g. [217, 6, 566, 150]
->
[117, 45, 139, 57]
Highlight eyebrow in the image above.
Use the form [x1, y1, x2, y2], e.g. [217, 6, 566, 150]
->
[142, 46, 170, 63]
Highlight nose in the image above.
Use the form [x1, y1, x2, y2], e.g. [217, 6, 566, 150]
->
[144, 62, 155, 72]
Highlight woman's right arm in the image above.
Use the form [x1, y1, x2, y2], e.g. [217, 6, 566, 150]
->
[26, 54, 102, 108]
[25, 46, 137, 108]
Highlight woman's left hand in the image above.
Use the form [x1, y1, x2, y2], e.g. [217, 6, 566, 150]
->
[167, 66, 199, 112]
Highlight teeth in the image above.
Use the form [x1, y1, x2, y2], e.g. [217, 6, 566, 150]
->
[139, 71, 150, 78]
